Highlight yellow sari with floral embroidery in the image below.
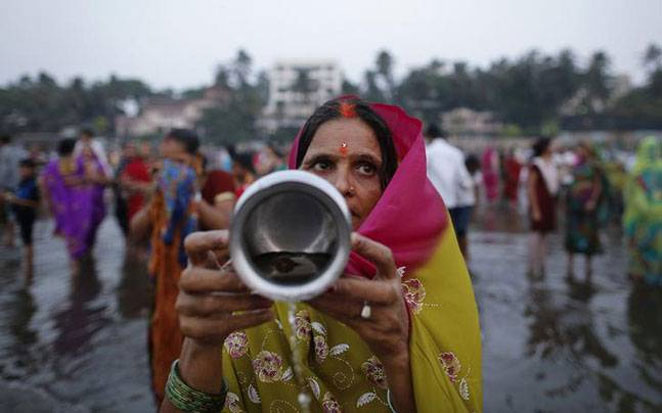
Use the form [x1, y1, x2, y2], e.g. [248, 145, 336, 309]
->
[219, 102, 482, 412]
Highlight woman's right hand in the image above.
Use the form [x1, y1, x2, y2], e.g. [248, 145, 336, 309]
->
[161, 230, 274, 409]
[177, 230, 274, 347]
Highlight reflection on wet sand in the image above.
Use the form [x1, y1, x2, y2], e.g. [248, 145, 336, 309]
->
[52, 255, 109, 357]
[0, 207, 659, 412]
[3, 288, 38, 380]
[0, 220, 154, 412]
[627, 287, 662, 407]
[472, 204, 661, 413]
[116, 248, 152, 320]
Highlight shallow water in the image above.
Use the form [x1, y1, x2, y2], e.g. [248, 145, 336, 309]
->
[471, 205, 661, 413]
[0, 219, 154, 412]
[0, 206, 660, 412]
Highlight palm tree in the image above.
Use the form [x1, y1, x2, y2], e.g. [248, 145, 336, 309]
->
[643, 43, 662, 72]
[376, 50, 395, 100]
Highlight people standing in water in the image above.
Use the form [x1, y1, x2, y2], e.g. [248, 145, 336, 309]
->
[527, 137, 559, 278]
[565, 142, 604, 281]
[78, 144, 110, 248]
[503, 148, 523, 208]
[465, 153, 482, 209]
[116, 142, 153, 237]
[623, 136, 661, 287]
[481, 146, 500, 203]
[129, 128, 232, 404]
[4, 159, 39, 282]
[0, 135, 26, 247]
[42, 139, 96, 275]
[425, 123, 475, 260]
[76, 129, 111, 234]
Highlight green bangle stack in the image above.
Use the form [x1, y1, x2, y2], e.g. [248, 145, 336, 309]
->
[165, 359, 228, 413]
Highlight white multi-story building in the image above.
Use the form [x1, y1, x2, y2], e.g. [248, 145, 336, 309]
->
[261, 60, 342, 131]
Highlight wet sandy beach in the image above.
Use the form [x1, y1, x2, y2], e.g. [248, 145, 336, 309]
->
[0, 208, 660, 412]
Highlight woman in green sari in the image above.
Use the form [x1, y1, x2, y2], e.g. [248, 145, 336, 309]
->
[565, 143, 604, 280]
[160, 98, 482, 413]
[623, 136, 662, 286]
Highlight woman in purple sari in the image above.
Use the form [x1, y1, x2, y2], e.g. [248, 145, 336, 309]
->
[77, 144, 108, 245]
[42, 139, 104, 274]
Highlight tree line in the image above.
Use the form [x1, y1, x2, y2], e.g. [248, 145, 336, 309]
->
[1, 44, 660, 143]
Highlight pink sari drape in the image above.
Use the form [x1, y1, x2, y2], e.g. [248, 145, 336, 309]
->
[288, 101, 449, 277]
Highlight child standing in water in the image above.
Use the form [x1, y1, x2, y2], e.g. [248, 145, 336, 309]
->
[4, 159, 40, 282]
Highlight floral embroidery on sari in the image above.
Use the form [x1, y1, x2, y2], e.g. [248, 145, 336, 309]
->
[438, 351, 461, 383]
[361, 356, 388, 389]
[438, 350, 474, 402]
[356, 391, 378, 408]
[459, 377, 470, 401]
[402, 278, 427, 314]
[247, 384, 261, 404]
[225, 392, 244, 413]
[294, 309, 311, 341]
[314, 335, 329, 364]
[252, 350, 284, 383]
[322, 391, 342, 413]
[307, 377, 321, 399]
[224, 331, 249, 359]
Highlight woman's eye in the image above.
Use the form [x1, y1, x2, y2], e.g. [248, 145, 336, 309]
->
[312, 160, 332, 171]
[357, 163, 376, 176]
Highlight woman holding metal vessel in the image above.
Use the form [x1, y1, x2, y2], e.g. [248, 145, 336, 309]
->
[161, 98, 482, 413]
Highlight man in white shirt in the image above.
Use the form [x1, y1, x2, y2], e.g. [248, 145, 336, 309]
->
[425, 124, 475, 260]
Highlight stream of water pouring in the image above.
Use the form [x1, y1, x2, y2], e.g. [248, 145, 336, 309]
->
[286, 301, 311, 413]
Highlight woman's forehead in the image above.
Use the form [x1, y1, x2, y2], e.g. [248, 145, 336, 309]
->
[308, 118, 380, 155]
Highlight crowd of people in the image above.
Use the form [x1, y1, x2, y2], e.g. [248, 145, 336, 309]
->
[0, 96, 659, 412]
[424, 128, 661, 286]
[0, 127, 294, 407]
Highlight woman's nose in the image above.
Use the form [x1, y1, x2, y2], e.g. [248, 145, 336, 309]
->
[332, 168, 353, 197]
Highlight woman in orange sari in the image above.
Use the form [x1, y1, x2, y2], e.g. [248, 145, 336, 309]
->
[130, 129, 231, 404]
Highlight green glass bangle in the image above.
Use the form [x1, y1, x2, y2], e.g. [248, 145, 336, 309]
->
[165, 359, 228, 413]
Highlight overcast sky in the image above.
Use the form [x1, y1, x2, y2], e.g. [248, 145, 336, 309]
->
[1, 0, 661, 90]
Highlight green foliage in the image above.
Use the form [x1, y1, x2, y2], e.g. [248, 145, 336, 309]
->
[501, 124, 523, 138]
[341, 78, 360, 96]
[540, 120, 560, 137]
[611, 69, 662, 123]
[0, 73, 152, 134]
[394, 49, 584, 131]
[196, 50, 266, 145]
[2, 44, 662, 137]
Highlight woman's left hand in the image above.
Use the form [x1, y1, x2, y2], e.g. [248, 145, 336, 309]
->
[307, 233, 409, 361]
